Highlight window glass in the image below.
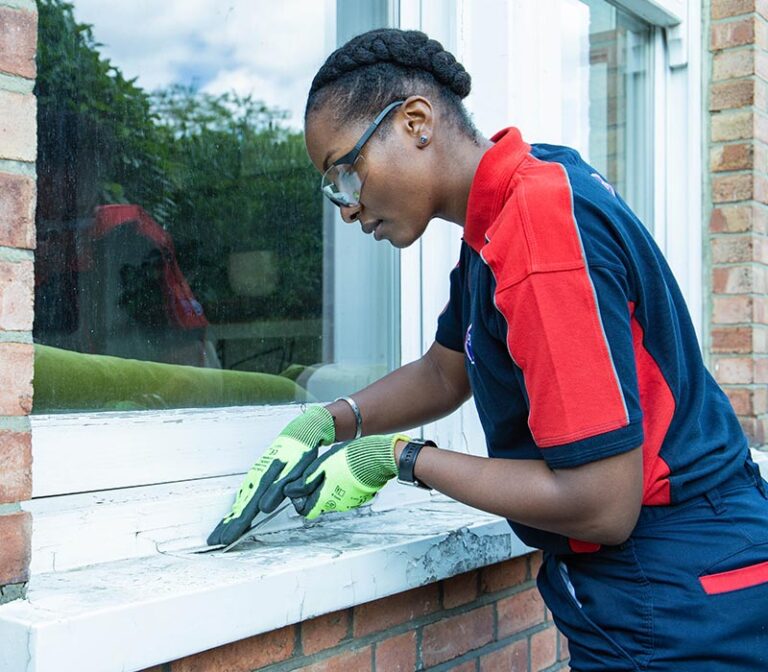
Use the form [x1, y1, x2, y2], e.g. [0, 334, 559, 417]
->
[33, 0, 398, 413]
[464, 0, 652, 227]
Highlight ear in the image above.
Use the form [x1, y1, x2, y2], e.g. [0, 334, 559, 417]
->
[399, 95, 434, 147]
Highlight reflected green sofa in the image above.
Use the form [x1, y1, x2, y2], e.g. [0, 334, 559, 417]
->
[33, 344, 311, 413]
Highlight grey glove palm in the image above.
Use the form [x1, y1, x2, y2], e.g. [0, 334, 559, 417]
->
[207, 405, 335, 545]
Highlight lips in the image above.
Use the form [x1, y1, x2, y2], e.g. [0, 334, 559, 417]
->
[362, 220, 382, 235]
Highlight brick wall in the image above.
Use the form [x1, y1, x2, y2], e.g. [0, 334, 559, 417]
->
[709, 0, 768, 449]
[0, 0, 37, 605]
[138, 554, 569, 672]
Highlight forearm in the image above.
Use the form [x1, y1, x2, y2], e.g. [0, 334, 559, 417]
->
[396, 443, 643, 545]
[327, 345, 470, 440]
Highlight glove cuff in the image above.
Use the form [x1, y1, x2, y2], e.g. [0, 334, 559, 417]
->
[346, 433, 410, 488]
[281, 405, 336, 447]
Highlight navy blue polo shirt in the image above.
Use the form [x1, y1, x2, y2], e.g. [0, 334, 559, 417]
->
[436, 128, 749, 554]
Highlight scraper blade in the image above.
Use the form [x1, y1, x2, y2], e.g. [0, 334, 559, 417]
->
[192, 500, 294, 554]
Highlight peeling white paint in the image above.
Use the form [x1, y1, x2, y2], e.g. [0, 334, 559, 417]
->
[0, 498, 529, 672]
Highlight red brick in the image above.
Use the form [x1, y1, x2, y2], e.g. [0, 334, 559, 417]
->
[710, 79, 755, 111]
[296, 646, 372, 672]
[756, 296, 768, 323]
[497, 588, 546, 638]
[712, 173, 753, 202]
[712, 235, 757, 263]
[712, 110, 755, 142]
[755, 206, 768, 234]
[713, 294, 753, 323]
[710, 205, 754, 232]
[445, 662, 477, 672]
[0, 511, 31, 585]
[757, 14, 768, 47]
[711, 142, 754, 171]
[559, 632, 570, 661]
[531, 627, 558, 671]
[480, 640, 528, 672]
[374, 631, 416, 672]
[443, 570, 479, 609]
[0, 173, 35, 249]
[0, 8, 36, 79]
[712, 48, 755, 80]
[353, 584, 439, 637]
[712, 0, 766, 20]
[739, 415, 768, 444]
[0, 91, 36, 162]
[756, 111, 768, 143]
[480, 557, 528, 594]
[714, 356, 755, 383]
[0, 343, 32, 415]
[530, 552, 543, 580]
[712, 265, 764, 294]
[0, 260, 33, 331]
[756, 327, 768, 352]
[756, 234, 768, 262]
[301, 609, 349, 655]
[756, 357, 768, 383]
[422, 605, 494, 667]
[0, 431, 31, 504]
[756, 142, 768, 172]
[712, 326, 753, 352]
[171, 626, 294, 672]
[726, 385, 768, 415]
[711, 17, 756, 50]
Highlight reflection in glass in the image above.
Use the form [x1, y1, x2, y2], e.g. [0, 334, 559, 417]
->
[33, 0, 395, 412]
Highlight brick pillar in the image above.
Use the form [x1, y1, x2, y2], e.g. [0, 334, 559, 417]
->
[0, 0, 37, 604]
[709, 0, 768, 450]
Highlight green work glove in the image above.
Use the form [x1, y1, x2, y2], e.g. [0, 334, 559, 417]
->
[207, 405, 335, 545]
[284, 433, 411, 520]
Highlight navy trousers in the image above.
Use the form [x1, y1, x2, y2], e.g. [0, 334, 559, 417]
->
[537, 460, 768, 671]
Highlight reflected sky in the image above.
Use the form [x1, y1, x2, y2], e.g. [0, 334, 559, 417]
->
[72, 0, 336, 129]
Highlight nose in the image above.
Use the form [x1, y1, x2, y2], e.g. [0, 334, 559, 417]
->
[340, 204, 361, 223]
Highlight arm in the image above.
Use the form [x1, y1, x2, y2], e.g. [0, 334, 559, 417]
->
[396, 440, 643, 546]
[326, 340, 470, 440]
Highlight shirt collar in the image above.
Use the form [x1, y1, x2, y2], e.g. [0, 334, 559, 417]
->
[464, 127, 531, 253]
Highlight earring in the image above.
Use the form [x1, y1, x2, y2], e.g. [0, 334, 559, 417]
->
[419, 135, 429, 145]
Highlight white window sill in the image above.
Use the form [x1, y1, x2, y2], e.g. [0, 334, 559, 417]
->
[0, 497, 531, 672]
[3, 450, 764, 672]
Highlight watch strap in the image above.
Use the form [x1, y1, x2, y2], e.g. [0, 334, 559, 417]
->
[397, 439, 436, 489]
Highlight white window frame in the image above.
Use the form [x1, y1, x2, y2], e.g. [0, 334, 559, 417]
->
[28, 0, 702, 573]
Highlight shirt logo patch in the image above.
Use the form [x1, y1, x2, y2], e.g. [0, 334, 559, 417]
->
[591, 172, 616, 197]
[464, 323, 475, 365]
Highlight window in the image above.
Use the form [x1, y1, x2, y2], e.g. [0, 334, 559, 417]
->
[458, 0, 653, 226]
[27, 0, 698, 578]
[33, 0, 399, 413]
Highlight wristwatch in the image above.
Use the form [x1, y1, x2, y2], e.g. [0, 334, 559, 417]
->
[397, 438, 437, 489]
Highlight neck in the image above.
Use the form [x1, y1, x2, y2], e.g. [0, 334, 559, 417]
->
[434, 134, 494, 227]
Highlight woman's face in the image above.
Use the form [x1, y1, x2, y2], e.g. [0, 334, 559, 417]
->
[305, 99, 437, 248]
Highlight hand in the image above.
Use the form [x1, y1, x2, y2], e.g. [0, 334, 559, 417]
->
[207, 405, 336, 545]
[284, 433, 411, 520]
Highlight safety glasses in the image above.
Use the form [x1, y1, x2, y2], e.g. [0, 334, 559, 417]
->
[320, 100, 405, 208]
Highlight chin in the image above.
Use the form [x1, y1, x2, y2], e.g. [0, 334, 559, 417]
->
[388, 225, 425, 249]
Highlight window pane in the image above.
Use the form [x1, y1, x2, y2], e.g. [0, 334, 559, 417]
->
[33, 0, 398, 413]
[465, 0, 652, 228]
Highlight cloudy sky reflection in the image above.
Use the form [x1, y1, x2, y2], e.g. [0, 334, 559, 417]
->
[73, 0, 336, 128]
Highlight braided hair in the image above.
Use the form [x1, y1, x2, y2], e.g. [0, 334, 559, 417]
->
[305, 28, 478, 139]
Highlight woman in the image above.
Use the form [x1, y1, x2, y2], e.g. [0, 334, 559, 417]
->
[208, 29, 768, 671]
